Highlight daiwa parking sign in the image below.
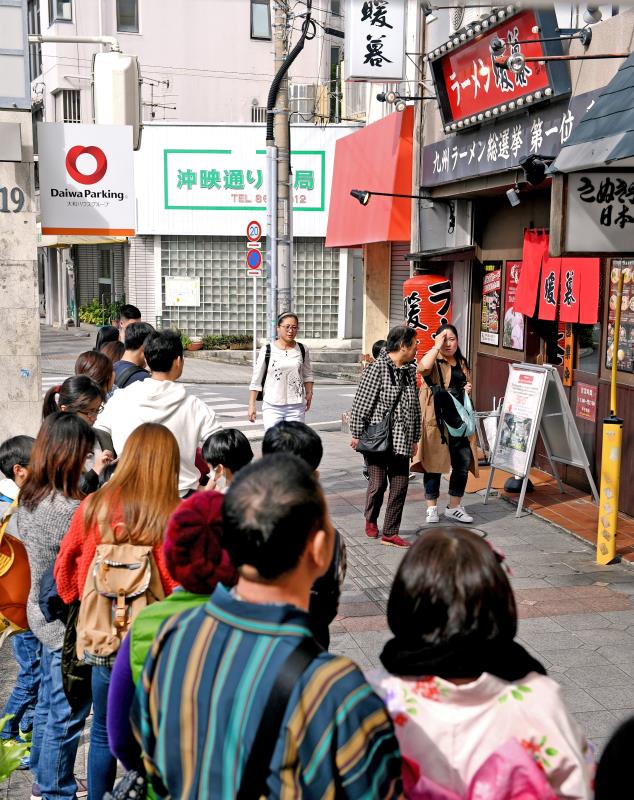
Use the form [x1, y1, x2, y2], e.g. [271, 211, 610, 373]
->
[38, 123, 135, 236]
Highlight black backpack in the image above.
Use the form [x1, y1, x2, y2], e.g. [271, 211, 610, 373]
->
[114, 364, 148, 389]
[256, 342, 306, 401]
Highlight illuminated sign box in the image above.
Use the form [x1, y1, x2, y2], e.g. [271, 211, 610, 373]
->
[427, 7, 571, 133]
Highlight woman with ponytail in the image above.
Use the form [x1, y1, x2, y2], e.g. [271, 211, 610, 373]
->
[43, 375, 114, 491]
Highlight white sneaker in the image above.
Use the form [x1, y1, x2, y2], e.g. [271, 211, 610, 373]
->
[444, 505, 474, 524]
[426, 506, 439, 523]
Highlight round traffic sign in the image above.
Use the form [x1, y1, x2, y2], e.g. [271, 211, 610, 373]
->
[246, 220, 262, 241]
[246, 249, 262, 269]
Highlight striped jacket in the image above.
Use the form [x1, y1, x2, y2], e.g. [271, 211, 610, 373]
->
[349, 350, 421, 457]
[131, 584, 403, 799]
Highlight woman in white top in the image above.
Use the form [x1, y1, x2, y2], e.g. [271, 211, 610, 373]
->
[248, 312, 314, 431]
[366, 527, 594, 800]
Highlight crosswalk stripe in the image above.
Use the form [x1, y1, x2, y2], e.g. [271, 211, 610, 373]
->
[216, 410, 250, 418]
[210, 403, 247, 411]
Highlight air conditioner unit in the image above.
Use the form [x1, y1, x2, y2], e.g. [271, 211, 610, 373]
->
[450, 3, 489, 33]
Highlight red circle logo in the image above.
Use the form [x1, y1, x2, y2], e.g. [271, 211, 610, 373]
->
[65, 145, 108, 185]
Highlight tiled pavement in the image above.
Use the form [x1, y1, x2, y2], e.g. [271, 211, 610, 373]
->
[4, 434, 634, 795]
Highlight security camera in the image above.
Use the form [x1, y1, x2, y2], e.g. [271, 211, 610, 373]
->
[583, 5, 602, 24]
[506, 186, 521, 207]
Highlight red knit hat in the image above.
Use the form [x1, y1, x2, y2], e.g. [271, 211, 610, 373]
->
[163, 490, 237, 594]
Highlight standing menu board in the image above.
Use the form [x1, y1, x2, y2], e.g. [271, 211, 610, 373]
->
[484, 363, 599, 517]
[606, 260, 634, 373]
[480, 263, 502, 345]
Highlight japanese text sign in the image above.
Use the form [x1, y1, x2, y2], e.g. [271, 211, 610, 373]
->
[564, 172, 634, 254]
[38, 123, 135, 236]
[429, 8, 570, 132]
[575, 383, 597, 423]
[422, 90, 597, 187]
[344, 0, 406, 82]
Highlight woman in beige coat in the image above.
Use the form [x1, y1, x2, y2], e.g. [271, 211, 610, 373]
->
[412, 324, 479, 524]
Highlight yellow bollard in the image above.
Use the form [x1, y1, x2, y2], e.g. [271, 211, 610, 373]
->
[596, 418, 623, 565]
[596, 269, 624, 565]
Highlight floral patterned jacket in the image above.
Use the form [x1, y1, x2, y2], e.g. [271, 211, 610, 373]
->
[366, 668, 594, 800]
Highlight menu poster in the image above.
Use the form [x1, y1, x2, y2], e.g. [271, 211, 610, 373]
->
[503, 261, 525, 351]
[481, 263, 502, 346]
[493, 367, 547, 477]
[606, 260, 634, 374]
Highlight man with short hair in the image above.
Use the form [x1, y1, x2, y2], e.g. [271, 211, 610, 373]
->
[95, 330, 220, 495]
[113, 321, 155, 388]
[131, 454, 402, 799]
[116, 303, 141, 342]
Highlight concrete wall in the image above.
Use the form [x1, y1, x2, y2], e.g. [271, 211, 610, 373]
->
[362, 242, 391, 353]
[0, 111, 42, 439]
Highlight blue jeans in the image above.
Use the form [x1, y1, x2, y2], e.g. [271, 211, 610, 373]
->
[0, 631, 41, 738]
[88, 666, 116, 800]
[30, 647, 91, 799]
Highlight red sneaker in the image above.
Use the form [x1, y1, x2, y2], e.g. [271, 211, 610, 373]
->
[381, 534, 411, 548]
[365, 521, 379, 539]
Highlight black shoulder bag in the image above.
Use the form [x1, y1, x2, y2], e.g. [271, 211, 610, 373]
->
[237, 637, 321, 799]
[256, 342, 306, 401]
[424, 363, 465, 445]
[355, 369, 406, 455]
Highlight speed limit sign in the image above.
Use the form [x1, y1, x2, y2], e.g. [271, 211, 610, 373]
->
[246, 220, 262, 241]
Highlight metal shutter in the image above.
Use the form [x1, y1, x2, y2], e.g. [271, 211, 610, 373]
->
[389, 242, 411, 328]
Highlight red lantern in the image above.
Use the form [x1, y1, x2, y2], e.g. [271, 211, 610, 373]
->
[403, 273, 452, 383]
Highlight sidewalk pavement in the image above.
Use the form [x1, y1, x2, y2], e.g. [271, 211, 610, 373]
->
[2, 429, 633, 797]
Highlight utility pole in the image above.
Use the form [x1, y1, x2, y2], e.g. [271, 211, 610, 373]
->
[265, 0, 313, 338]
[273, 1, 291, 319]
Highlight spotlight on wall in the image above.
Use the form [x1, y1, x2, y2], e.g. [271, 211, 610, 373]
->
[506, 185, 521, 207]
[507, 53, 526, 74]
[490, 36, 506, 57]
[583, 5, 602, 24]
[350, 189, 371, 206]
[519, 154, 555, 185]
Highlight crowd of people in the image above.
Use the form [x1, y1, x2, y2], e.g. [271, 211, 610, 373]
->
[0, 309, 625, 799]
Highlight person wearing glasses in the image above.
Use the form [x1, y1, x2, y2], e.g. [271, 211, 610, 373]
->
[248, 312, 314, 431]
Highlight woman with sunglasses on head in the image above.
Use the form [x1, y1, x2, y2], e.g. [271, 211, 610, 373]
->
[43, 375, 114, 493]
[248, 312, 314, 431]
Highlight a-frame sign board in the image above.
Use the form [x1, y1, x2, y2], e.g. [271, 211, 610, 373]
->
[483, 363, 599, 517]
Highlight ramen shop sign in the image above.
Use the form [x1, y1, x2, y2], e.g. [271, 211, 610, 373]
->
[427, 7, 571, 133]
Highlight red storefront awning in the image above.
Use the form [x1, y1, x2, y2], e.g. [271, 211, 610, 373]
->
[514, 229, 600, 324]
[325, 107, 413, 248]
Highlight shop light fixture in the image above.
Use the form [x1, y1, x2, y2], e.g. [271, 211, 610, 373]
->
[376, 91, 437, 112]
[350, 188, 457, 233]
[506, 185, 521, 207]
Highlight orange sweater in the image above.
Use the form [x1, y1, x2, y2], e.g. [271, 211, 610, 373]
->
[54, 497, 176, 604]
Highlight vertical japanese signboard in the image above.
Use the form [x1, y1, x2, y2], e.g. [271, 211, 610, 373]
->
[344, 0, 406, 82]
[503, 261, 524, 351]
[480, 263, 501, 345]
[606, 259, 634, 374]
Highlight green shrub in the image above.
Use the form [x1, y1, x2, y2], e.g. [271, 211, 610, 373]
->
[0, 715, 30, 781]
[202, 334, 252, 350]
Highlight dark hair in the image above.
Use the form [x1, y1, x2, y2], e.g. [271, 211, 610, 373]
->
[202, 429, 254, 474]
[42, 375, 105, 419]
[98, 460, 118, 488]
[386, 325, 417, 353]
[222, 454, 325, 580]
[387, 527, 516, 646]
[20, 413, 95, 511]
[143, 330, 183, 372]
[372, 339, 387, 359]
[435, 323, 470, 370]
[118, 304, 141, 323]
[75, 351, 113, 394]
[95, 326, 119, 351]
[261, 421, 323, 472]
[0, 435, 35, 478]
[277, 312, 299, 327]
[595, 715, 634, 799]
[124, 321, 155, 351]
[100, 341, 125, 362]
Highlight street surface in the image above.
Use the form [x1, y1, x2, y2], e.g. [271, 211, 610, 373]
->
[3, 326, 634, 796]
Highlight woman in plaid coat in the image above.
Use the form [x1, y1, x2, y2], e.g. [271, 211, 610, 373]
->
[349, 326, 421, 548]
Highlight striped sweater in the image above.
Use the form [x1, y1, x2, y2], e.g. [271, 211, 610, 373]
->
[131, 584, 403, 799]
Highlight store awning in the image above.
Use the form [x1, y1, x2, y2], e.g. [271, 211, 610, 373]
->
[514, 229, 600, 323]
[406, 246, 476, 263]
[325, 107, 413, 248]
[37, 223, 128, 248]
[551, 52, 634, 173]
